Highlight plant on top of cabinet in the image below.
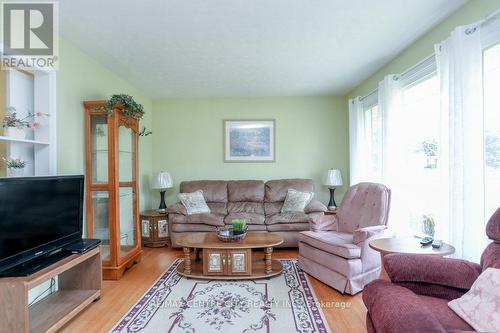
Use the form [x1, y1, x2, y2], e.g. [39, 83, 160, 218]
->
[95, 94, 145, 120]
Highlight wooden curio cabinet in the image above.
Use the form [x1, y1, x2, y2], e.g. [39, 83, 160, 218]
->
[84, 101, 142, 280]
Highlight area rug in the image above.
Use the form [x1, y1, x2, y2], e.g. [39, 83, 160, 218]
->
[110, 259, 331, 333]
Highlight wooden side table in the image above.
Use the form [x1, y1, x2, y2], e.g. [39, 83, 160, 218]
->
[369, 237, 455, 279]
[140, 210, 170, 247]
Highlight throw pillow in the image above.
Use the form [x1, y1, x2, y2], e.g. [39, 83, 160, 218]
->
[448, 267, 500, 332]
[178, 190, 211, 215]
[281, 189, 314, 213]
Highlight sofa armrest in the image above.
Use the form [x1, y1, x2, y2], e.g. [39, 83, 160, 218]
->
[304, 199, 327, 213]
[167, 203, 187, 215]
[363, 280, 446, 333]
[353, 225, 387, 244]
[385, 254, 482, 291]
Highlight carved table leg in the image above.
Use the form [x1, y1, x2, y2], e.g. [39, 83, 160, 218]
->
[264, 247, 273, 274]
[183, 247, 192, 274]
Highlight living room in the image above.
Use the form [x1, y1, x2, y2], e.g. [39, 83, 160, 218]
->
[0, 0, 499, 332]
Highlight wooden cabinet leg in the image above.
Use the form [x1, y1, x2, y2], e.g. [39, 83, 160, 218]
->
[183, 247, 192, 274]
[264, 247, 273, 274]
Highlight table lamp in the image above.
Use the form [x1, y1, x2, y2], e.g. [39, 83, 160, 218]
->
[152, 171, 173, 213]
[323, 169, 343, 210]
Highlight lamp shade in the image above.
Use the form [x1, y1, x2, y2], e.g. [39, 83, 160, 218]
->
[323, 169, 343, 187]
[152, 171, 173, 189]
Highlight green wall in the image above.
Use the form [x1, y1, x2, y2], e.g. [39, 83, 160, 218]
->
[347, 0, 500, 98]
[151, 96, 348, 206]
[57, 39, 153, 210]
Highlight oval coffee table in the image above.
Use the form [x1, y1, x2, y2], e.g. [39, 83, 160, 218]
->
[369, 237, 455, 279]
[176, 232, 284, 280]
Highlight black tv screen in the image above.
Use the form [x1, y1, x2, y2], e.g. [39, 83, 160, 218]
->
[0, 175, 84, 271]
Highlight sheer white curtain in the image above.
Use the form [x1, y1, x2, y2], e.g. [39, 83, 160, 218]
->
[435, 23, 487, 262]
[348, 97, 367, 185]
[378, 75, 419, 236]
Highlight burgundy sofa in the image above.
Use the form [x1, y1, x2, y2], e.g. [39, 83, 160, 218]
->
[363, 207, 500, 333]
[167, 179, 327, 248]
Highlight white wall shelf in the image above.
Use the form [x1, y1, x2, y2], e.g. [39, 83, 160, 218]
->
[0, 135, 50, 145]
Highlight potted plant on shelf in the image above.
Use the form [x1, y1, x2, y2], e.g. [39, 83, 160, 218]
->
[2, 107, 49, 139]
[3, 157, 27, 177]
[97, 94, 145, 120]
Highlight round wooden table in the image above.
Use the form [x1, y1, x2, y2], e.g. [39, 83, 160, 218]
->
[369, 237, 455, 279]
[369, 237, 455, 256]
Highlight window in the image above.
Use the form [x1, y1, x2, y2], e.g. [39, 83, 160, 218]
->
[398, 73, 441, 236]
[483, 42, 500, 220]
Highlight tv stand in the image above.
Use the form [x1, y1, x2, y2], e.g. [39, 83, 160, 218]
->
[0, 246, 101, 333]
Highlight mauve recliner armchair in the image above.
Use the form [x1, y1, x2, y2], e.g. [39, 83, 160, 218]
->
[363, 207, 500, 333]
[298, 182, 392, 295]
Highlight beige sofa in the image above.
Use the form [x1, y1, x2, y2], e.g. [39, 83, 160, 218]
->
[167, 179, 327, 247]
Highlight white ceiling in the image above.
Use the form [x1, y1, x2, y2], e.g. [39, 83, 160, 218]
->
[59, 0, 466, 98]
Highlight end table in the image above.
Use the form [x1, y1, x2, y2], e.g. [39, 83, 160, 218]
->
[140, 210, 170, 247]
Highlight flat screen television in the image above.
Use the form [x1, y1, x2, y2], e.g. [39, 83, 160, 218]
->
[0, 175, 84, 275]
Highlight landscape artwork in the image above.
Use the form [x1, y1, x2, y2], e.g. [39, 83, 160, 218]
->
[224, 120, 275, 162]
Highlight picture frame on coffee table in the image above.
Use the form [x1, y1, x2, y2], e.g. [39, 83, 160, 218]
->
[224, 119, 275, 162]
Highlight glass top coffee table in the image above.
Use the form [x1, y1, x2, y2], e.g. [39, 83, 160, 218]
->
[176, 232, 284, 280]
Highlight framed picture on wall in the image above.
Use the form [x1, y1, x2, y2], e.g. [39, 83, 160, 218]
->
[224, 119, 275, 162]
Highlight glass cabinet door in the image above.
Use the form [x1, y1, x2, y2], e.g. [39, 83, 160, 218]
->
[90, 115, 108, 183]
[90, 114, 111, 262]
[117, 124, 138, 259]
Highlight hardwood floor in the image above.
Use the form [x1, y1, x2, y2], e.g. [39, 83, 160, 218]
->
[60, 247, 367, 333]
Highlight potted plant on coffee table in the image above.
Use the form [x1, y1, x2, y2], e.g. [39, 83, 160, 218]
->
[231, 219, 248, 235]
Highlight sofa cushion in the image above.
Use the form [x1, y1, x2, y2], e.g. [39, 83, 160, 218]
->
[265, 212, 311, 224]
[264, 202, 283, 216]
[419, 295, 473, 331]
[264, 179, 314, 202]
[281, 189, 314, 213]
[299, 231, 361, 259]
[170, 212, 224, 227]
[207, 202, 228, 215]
[171, 223, 218, 232]
[224, 213, 265, 225]
[266, 223, 309, 232]
[180, 180, 228, 203]
[228, 180, 265, 202]
[227, 202, 264, 215]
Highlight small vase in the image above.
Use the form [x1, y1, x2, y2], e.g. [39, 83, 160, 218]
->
[4, 127, 26, 139]
[8, 168, 24, 177]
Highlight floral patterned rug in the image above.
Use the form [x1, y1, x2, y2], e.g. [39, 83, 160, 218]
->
[110, 259, 331, 333]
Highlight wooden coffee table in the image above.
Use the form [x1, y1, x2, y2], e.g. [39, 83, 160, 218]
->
[176, 232, 284, 280]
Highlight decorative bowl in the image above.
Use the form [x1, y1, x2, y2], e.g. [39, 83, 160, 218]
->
[216, 226, 248, 242]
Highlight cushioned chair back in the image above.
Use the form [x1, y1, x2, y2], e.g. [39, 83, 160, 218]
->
[179, 180, 228, 215]
[264, 179, 314, 216]
[481, 207, 500, 270]
[337, 182, 391, 233]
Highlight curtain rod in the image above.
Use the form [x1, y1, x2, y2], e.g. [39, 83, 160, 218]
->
[359, 52, 435, 101]
[480, 7, 500, 27]
[358, 8, 500, 102]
